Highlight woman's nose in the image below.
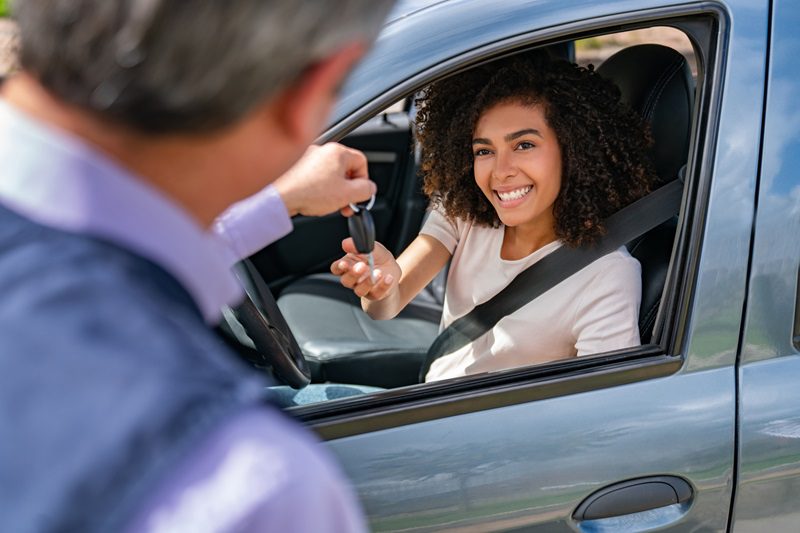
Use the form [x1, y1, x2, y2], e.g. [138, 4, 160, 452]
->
[492, 150, 517, 180]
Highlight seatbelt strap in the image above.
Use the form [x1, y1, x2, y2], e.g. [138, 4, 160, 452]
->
[420, 178, 684, 379]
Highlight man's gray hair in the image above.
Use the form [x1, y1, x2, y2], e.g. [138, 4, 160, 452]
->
[14, 0, 395, 133]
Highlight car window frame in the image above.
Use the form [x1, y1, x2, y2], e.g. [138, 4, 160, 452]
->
[294, 6, 728, 439]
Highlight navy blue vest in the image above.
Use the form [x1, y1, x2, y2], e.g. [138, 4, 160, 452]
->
[0, 204, 270, 532]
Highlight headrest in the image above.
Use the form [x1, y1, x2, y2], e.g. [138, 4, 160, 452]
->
[597, 44, 694, 184]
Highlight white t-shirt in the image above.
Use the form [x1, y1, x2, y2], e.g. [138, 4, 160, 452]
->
[420, 207, 642, 382]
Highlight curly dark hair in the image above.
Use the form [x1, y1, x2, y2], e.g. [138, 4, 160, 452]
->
[415, 51, 657, 247]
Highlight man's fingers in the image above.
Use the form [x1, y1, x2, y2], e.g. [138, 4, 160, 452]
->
[344, 176, 377, 205]
[342, 145, 369, 179]
[339, 145, 375, 206]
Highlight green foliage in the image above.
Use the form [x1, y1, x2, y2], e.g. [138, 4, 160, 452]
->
[574, 37, 606, 51]
[0, 0, 8, 18]
[575, 35, 627, 51]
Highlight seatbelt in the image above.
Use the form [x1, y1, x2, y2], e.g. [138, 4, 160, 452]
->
[420, 177, 684, 379]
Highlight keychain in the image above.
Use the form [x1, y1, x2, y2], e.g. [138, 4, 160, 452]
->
[348, 195, 376, 282]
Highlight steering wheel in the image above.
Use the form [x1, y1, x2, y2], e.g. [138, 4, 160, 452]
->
[225, 260, 310, 389]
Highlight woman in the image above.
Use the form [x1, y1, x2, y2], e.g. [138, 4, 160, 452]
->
[332, 52, 657, 381]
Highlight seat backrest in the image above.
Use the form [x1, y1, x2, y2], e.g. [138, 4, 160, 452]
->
[596, 44, 694, 342]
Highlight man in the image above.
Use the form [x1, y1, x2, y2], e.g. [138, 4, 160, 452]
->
[0, 1, 394, 532]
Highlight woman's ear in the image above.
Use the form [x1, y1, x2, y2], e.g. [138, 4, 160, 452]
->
[272, 42, 366, 144]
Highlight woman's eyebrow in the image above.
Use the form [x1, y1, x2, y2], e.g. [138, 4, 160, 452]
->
[505, 128, 542, 142]
[472, 128, 543, 145]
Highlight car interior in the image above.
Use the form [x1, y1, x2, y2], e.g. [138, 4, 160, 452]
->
[223, 24, 700, 407]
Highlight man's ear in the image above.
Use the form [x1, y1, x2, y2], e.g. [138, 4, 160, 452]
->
[273, 42, 366, 144]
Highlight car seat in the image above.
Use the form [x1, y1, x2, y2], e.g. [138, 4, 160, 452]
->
[276, 43, 694, 388]
[597, 44, 694, 340]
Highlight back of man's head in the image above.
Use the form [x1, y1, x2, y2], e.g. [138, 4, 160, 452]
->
[13, 0, 394, 134]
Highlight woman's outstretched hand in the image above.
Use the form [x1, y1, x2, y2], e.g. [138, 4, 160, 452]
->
[331, 238, 401, 301]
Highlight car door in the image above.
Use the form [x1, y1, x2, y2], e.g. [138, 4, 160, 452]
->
[288, 1, 769, 531]
[730, 0, 800, 529]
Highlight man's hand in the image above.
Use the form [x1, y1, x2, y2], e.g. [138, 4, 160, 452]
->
[273, 143, 376, 217]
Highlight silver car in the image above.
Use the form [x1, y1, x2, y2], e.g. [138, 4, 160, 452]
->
[228, 0, 800, 530]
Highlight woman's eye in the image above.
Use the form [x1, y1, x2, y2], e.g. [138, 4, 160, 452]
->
[516, 141, 535, 150]
[473, 148, 492, 157]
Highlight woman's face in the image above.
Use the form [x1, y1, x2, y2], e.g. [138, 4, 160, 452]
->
[472, 101, 562, 233]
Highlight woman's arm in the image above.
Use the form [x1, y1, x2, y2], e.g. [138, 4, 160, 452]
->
[365, 234, 451, 319]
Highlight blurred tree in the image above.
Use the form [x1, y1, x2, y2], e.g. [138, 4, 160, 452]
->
[0, 1, 7, 17]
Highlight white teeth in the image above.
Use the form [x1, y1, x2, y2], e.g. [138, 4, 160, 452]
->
[496, 186, 532, 202]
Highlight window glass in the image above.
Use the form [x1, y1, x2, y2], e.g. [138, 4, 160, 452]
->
[278, 26, 700, 411]
[381, 99, 407, 114]
[575, 26, 697, 78]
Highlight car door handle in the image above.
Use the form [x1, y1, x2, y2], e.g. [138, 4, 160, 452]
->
[573, 475, 693, 521]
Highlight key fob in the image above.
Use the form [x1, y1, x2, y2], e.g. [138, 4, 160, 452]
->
[348, 208, 375, 255]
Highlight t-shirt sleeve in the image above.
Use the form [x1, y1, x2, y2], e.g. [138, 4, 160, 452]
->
[418, 203, 460, 253]
[124, 407, 367, 533]
[572, 253, 642, 356]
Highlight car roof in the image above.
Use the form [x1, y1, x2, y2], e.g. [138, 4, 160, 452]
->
[330, 0, 564, 131]
[385, 0, 453, 24]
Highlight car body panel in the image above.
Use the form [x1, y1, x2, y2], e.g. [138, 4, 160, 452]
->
[329, 369, 735, 531]
[676, 0, 766, 374]
[732, 0, 800, 529]
[299, 0, 775, 530]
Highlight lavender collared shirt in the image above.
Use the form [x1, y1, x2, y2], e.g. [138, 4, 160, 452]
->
[0, 100, 292, 324]
[0, 100, 367, 533]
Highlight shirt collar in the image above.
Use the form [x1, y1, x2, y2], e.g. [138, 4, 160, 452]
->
[0, 100, 242, 323]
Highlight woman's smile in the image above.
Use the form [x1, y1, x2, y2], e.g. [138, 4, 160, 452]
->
[495, 184, 533, 205]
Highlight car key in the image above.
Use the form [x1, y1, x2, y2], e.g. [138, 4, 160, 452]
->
[348, 196, 376, 282]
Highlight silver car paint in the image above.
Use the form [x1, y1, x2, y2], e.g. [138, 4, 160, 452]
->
[732, 0, 800, 530]
[312, 0, 789, 530]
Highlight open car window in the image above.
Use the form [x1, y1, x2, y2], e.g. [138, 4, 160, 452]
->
[241, 12, 721, 437]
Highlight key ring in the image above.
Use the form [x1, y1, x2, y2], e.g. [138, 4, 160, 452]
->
[349, 194, 375, 213]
